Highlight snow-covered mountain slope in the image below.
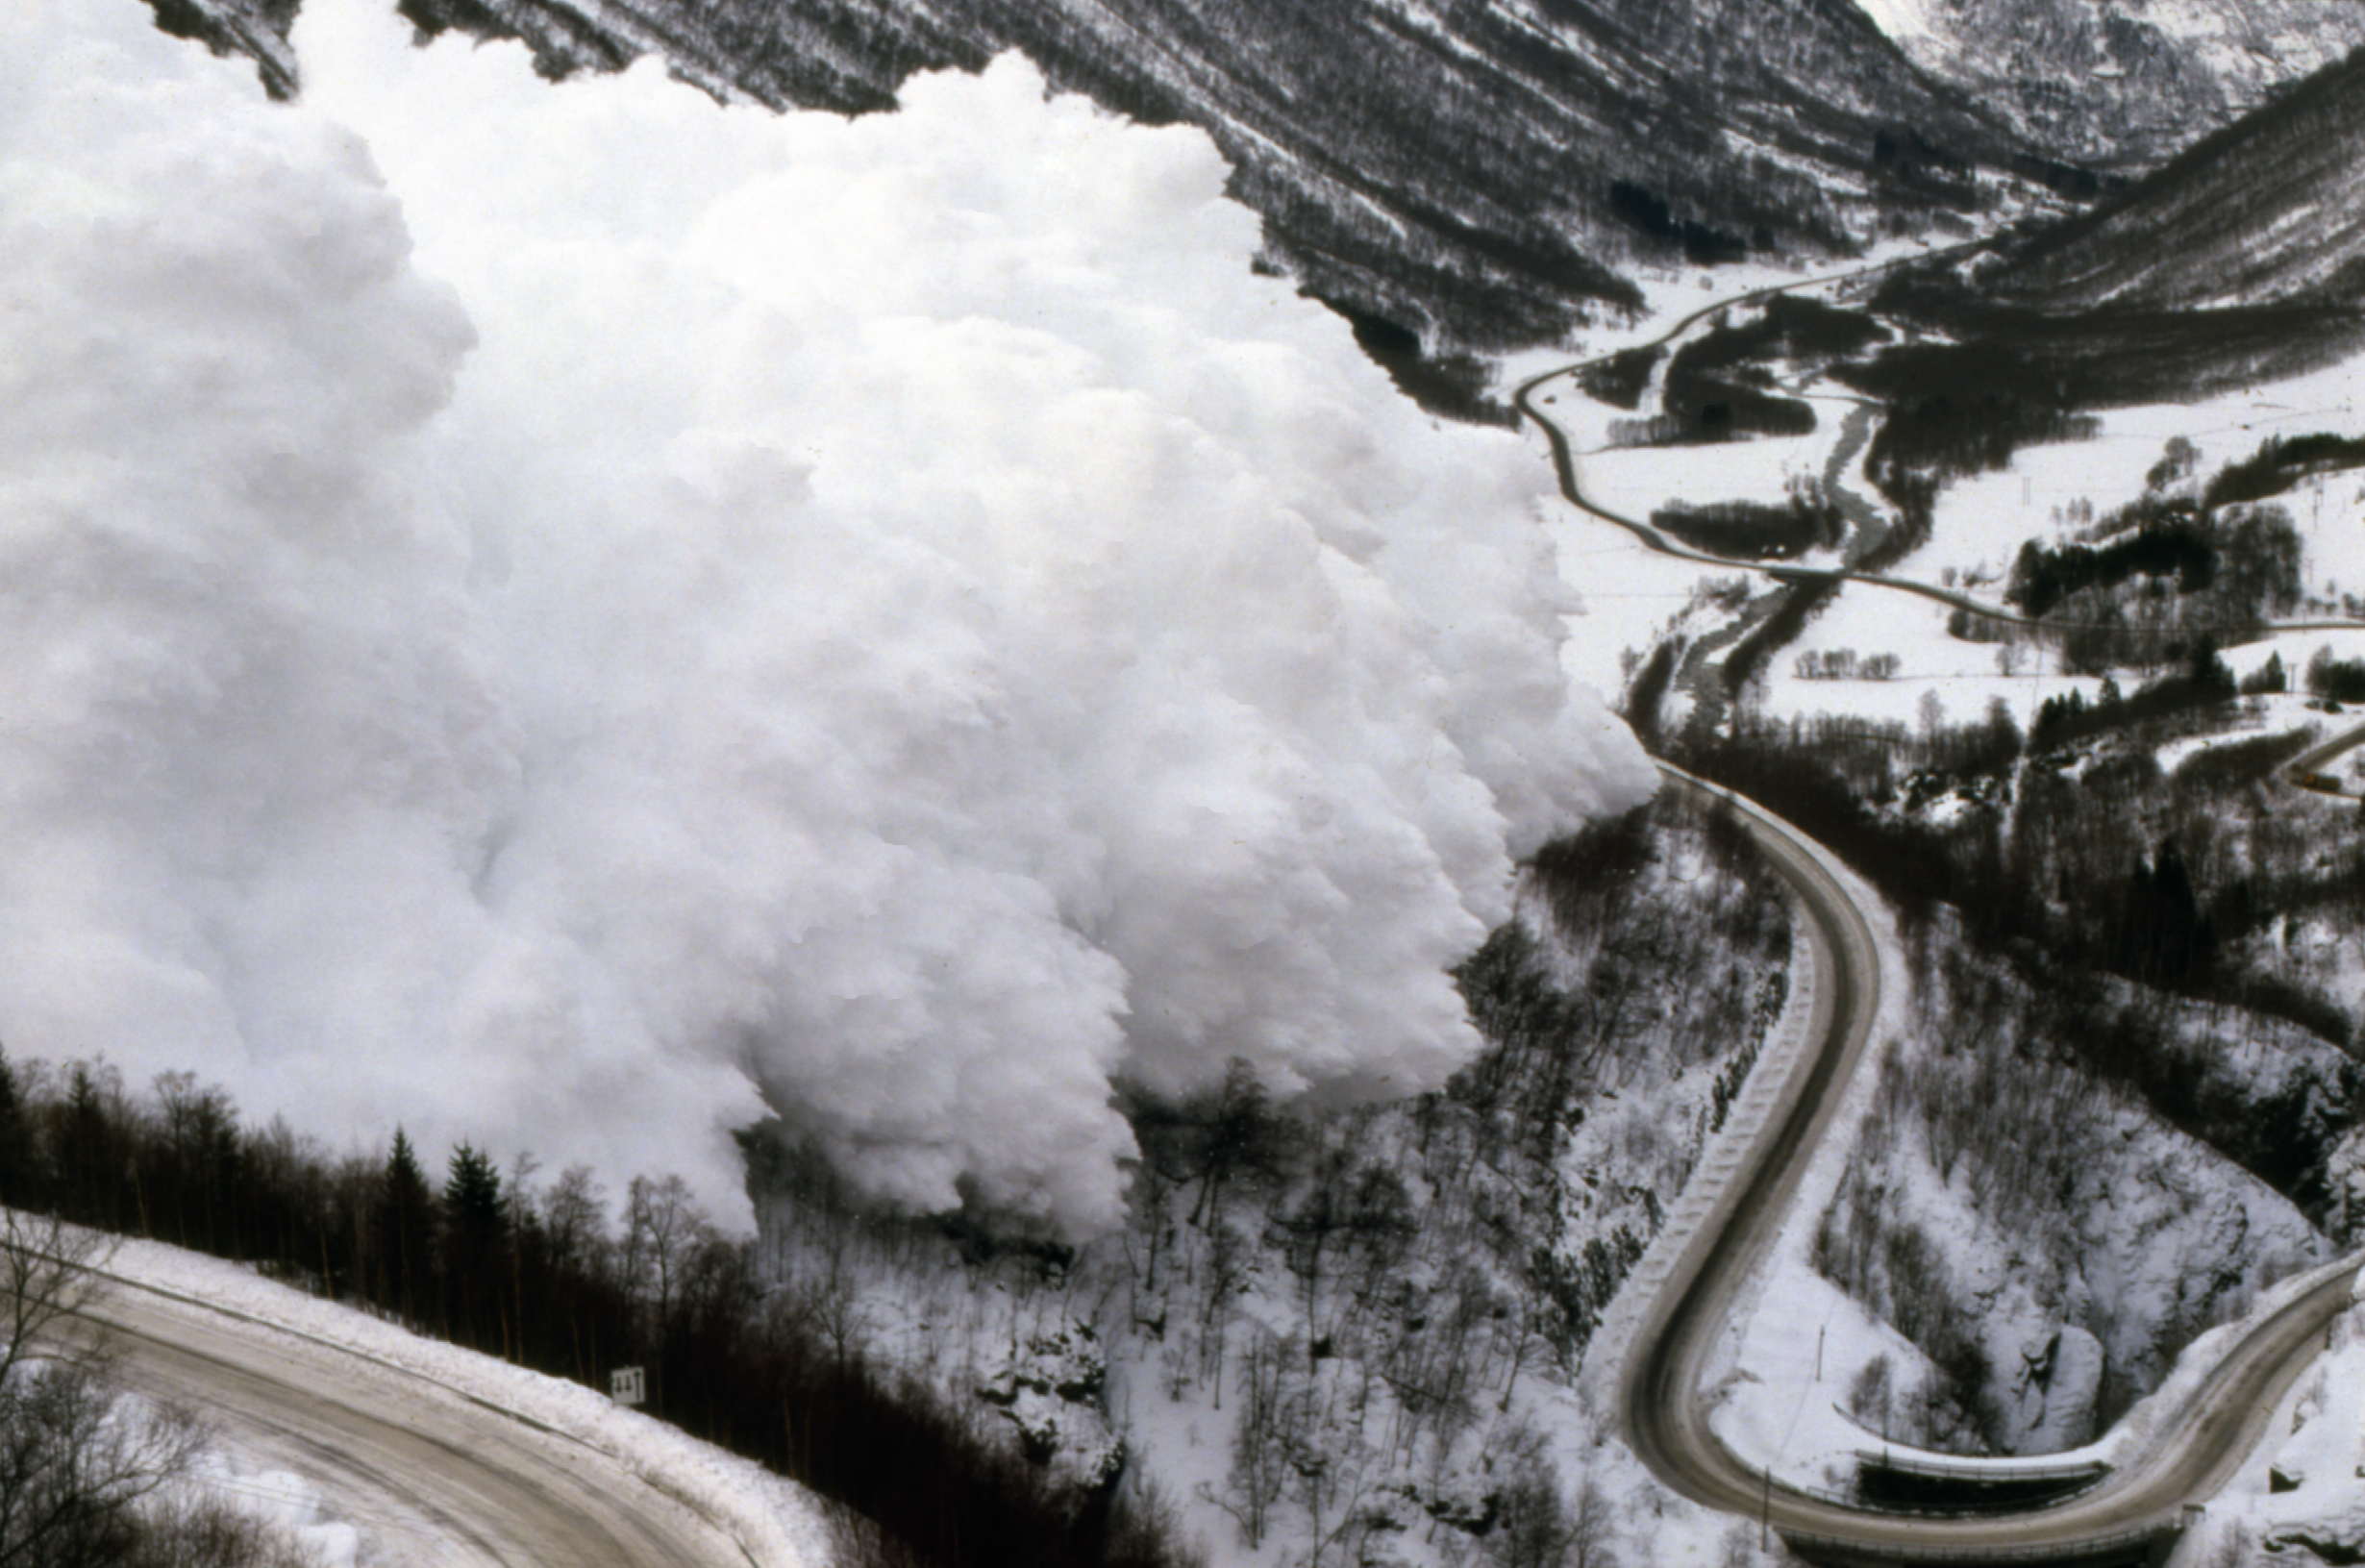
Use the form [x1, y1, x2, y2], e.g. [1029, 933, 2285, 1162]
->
[1976, 43, 2365, 311]
[1862, 0, 2365, 167]
[1806, 926, 2333, 1456]
[756, 791, 1803, 1567]
[155, 0, 2041, 358]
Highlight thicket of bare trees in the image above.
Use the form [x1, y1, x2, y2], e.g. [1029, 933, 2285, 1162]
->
[0, 1210, 320, 1568]
[1096, 792, 1790, 1562]
[1680, 692, 2363, 1226]
[0, 786, 1813, 1567]
[727, 790, 1796, 1566]
[1676, 595, 2365, 1456]
[1813, 932, 2330, 1452]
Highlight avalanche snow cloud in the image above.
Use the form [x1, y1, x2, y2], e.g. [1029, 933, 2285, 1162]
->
[2, 0, 1655, 1232]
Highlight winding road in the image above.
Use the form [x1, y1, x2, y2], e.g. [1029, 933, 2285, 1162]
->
[1636, 766, 2360, 1565]
[1519, 275, 2365, 1563]
[1513, 262, 2365, 639]
[65, 1254, 785, 1568]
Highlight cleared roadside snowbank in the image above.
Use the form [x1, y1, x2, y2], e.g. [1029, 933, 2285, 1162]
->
[87, 1233, 839, 1568]
[1578, 776, 1837, 1418]
[2181, 1297, 2365, 1565]
[1653, 783, 1918, 1483]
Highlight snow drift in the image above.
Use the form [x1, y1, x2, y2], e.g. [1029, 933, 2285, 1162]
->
[0, 0, 1654, 1232]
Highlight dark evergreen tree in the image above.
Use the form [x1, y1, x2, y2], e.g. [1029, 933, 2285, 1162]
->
[0, 1047, 36, 1207]
[53, 1064, 132, 1232]
[151, 1073, 239, 1257]
[442, 1142, 509, 1353]
[375, 1129, 436, 1329]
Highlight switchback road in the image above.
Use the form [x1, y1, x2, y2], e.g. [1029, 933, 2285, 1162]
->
[1637, 765, 2361, 1564]
[1523, 271, 2365, 1562]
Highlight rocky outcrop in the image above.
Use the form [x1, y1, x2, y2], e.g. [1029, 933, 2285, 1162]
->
[2013, 1325, 2103, 1452]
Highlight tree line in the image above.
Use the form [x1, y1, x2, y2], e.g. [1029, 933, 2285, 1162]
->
[1654, 478, 1846, 561]
[1059, 791, 1796, 1564]
[0, 1051, 1194, 1568]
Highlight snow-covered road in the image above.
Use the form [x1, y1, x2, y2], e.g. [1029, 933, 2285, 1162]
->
[1624, 765, 2363, 1562]
[1521, 275, 2365, 1560]
[68, 1237, 834, 1568]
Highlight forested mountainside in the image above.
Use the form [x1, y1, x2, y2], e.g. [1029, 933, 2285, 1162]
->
[1874, 0, 2365, 167]
[1974, 42, 2365, 312]
[1823, 38, 2365, 467]
[158, 0, 2043, 359]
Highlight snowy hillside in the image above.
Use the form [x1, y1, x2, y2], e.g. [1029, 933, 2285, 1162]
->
[1978, 45, 2365, 312]
[1809, 933, 2328, 1455]
[755, 791, 1802, 1568]
[150, 0, 2054, 365]
[2228, 1298, 2365, 1566]
[1859, 0, 2365, 166]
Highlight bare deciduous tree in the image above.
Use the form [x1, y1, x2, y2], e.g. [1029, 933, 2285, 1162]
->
[0, 1211, 108, 1396]
[625, 1175, 713, 1343]
[0, 1209, 237, 1567]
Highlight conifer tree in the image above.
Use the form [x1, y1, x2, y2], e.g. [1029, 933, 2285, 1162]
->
[0, 1047, 35, 1207]
[443, 1143, 509, 1353]
[376, 1129, 436, 1328]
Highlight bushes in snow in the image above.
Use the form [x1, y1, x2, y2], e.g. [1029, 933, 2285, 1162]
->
[0, 1211, 324, 1568]
[1792, 649, 1902, 682]
[736, 787, 1793, 1566]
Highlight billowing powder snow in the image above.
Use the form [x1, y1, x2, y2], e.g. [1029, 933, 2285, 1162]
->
[0, 0, 1652, 1232]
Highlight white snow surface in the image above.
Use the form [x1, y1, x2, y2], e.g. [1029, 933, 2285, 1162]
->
[1853, 0, 1935, 40]
[2212, 1296, 2365, 1563]
[91, 1232, 838, 1567]
[2, 0, 1654, 1235]
[1892, 356, 2365, 598]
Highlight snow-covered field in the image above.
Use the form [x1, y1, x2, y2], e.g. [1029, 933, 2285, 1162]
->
[1538, 276, 2365, 738]
[1888, 355, 2365, 597]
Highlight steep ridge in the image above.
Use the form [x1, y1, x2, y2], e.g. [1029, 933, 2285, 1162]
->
[159, 0, 2037, 355]
[1868, 0, 2365, 168]
[1978, 43, 2365, 311]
